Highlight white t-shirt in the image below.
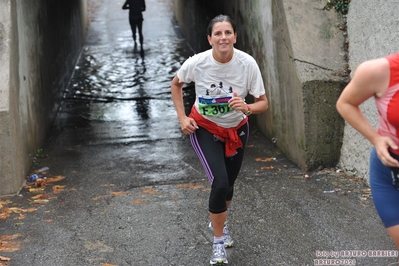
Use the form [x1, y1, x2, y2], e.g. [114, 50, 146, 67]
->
[176, 48, 266, 128]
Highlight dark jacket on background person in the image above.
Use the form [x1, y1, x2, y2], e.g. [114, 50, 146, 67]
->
[122, 0, 146, 21]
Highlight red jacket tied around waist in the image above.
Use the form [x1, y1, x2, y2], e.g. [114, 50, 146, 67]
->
[189, 106, 248, 157]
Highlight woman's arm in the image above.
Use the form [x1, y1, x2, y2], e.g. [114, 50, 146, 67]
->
[247, 94, 268, 115]
[171, 76, 198, 135]
[336, 57, 399, 167]
[122, 0, 129, 10]
[142, 0, 146, 11]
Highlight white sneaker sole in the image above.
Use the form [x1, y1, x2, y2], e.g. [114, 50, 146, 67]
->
[210, 258, 228, 265]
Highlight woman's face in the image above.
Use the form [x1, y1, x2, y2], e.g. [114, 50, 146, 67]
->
[207, 21, 237, 62]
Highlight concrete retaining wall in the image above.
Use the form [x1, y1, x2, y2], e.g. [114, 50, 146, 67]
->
[0, 0, 87, 195]
[173, 0, 347, 171]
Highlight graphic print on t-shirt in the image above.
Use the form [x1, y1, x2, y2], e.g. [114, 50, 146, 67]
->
[198, 81, 234, 117]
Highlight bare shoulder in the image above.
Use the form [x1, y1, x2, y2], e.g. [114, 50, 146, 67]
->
[352, 57, 390, 97]
[355, 57, 389, 76]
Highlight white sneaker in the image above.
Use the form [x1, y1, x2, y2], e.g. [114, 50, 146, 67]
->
[210, 242, 228, 265]
[209, 222, 234, 248]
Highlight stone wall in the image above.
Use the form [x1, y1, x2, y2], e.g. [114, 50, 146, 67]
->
[172, 0, 347, 171]
[0, 0, 87, 195]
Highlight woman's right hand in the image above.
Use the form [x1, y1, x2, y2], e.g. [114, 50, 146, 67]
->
[374, 135, 399, 167]
[179, 116, 198, 135]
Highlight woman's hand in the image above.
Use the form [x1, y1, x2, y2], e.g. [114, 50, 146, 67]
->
[228, 92, 247, 113]
[374, 135, 399, 167]
[179, 116, 198, 135]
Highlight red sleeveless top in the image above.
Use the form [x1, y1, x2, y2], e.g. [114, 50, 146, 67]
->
[375, 53, 399, 155]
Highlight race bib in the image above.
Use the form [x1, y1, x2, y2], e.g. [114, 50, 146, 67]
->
[198, 95, 233, 116]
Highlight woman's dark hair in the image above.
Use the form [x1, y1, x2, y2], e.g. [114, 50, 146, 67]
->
[206, 14, 237, 36]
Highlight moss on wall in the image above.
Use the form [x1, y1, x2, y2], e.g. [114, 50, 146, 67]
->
[303, 80, 345, 169]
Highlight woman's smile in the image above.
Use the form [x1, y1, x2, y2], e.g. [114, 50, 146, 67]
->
[207, 21, 237, 63]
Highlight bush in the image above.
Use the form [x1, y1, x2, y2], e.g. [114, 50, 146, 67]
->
[325, 0, 351, 15]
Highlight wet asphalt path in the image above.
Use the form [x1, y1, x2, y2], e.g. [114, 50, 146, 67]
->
[1, 0, 398, 265]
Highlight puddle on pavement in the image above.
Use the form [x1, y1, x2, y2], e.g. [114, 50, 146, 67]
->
[57, 0, 195, 145]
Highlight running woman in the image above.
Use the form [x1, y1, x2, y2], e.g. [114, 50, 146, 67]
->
[171, 14, 268, 265]
[336, 53, 399, 260]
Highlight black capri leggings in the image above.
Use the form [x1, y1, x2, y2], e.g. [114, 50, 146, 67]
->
[190, 122, 249, 214]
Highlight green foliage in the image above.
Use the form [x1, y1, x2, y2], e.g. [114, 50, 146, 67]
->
[35, 148, 47, 159]
[325, 0, 350, 15]
[35, 148, 44, 157]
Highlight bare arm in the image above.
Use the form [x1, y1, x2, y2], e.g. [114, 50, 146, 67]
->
[171, 76, 198, 135]
[336, 57, 399, 167]
[249, 94, 268, 114]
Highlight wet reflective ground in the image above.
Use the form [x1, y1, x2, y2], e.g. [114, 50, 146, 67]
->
[56, 0, 195, 145]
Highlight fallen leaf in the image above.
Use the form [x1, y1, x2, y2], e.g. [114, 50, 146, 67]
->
[0, 242, 21, 252]
[111, 191, 127, 197]
[0, 255, 10, 261]
[92, 195, 108, 201]
[27, 187, 46, 193]
[255, 157, 276, 162]
[141, 188, 161, 194]
[259, 166, 274, 171]
[46, 175, 65, 183]
[0, 200, 11, 209]
[0, 208, 12, 220]
[34, 178, 46, 187]
[7, 207, 37, 215]
[92, 191, 128, 200]
[0, 234, 21, 241]
[33, 199, 49, 204]
[0, 234, 22, 252]
[101, 184, 115, 187]
[176, 184, 203, 190]
[31, 194, 50, 199]
[131, 199, 148, 204]
[53, 185, 66, 194]
[44, 219, 53, 223]
[14, 214, 26, 220]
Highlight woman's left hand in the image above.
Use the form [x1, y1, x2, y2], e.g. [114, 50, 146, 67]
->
[228, 92, 247, 113]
